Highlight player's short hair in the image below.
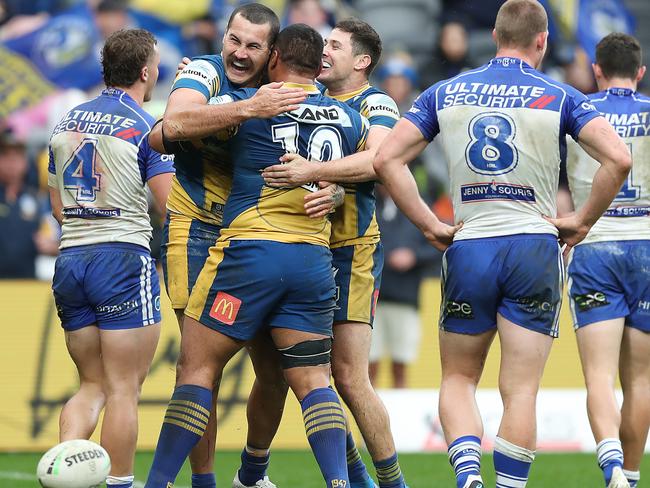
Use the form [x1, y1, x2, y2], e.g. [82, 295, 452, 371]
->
[275, 23, 324, 78]
[226, 3, 280, 47]
[335, 18, 382, 75]
[596, 33, 642, 80]
[494, 0, 548, 49]
[101, 29, 157, 88]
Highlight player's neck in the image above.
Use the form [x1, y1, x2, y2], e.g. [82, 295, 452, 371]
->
[272, 66, 316, 87]
[111, 85, 146, 106]
[494, 48, 539, 69]
[325, 74, 369, 97]
[597, 77, 637, 92]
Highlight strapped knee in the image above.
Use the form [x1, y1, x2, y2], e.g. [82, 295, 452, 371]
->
[277, 338, 332, 369]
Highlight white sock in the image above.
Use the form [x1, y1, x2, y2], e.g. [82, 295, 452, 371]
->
[623, 469, 640, 488]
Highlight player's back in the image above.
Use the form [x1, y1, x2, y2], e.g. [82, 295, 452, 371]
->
[213, 84, 368, 246]
[567, 88, 650, 243]
[49, 88, 168, 250]
[406, 56, 599, 240]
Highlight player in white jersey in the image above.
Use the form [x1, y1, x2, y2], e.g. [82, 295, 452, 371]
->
[48, 29, 174, 488]
[373, 1, 631, 488]
[566, 33, 650, 488]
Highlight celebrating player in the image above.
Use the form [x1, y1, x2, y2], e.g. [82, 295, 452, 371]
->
[149, 5, 306, 487]
[145, 23, 369, 488]
[261, 18, 408, 488]
[373, 1, 631, 487]
[48, 29, 174, 488]
[566, 32, 650, 488]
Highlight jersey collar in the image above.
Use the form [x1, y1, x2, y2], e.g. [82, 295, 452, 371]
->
[101, 87, 137, 105]
[491, 57, 532, 70]
[283, 82, 321, 94]
[325, 83, 370, 102]
[607, 87, 634, 97]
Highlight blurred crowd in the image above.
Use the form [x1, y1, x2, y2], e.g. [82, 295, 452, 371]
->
[0, 0, 645, 384]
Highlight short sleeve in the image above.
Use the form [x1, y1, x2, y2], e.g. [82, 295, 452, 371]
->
[47, 146, 58, 188]
[361, 93, 400, 129]
[403, 85, 440, 141]
[562, 87, 601, 140]
[171, 58, 222, 101]
[356, 116, 370, 152]
[137, 136, 175, 183]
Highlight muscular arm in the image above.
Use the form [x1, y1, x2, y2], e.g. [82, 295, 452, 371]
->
[163, 83, 306, 142]
[262, 125, 389, 186]
[147, 172, 174, 217]
[373, 119, 460, 251]
[547, 116, 631, 246]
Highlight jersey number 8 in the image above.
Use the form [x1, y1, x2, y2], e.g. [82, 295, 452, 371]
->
[465, 112, 519, 176]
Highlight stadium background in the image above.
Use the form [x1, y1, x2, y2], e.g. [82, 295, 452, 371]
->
[1, 0, 650, 482]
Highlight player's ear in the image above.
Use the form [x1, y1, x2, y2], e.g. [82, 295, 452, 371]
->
[637, 65, 646, 83]
[355, 54, 371, 73]
[141, 65, 149, 82]
[269, 49, 279, 70]
[592, 63, 603, 81]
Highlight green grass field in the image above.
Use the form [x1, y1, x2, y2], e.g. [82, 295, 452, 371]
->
[2, 450, 648, 487]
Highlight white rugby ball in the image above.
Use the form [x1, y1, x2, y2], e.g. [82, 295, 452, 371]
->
[37, 439, 111, 488]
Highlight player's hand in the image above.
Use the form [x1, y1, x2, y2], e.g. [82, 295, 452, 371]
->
[176, 56, 191, 76]
[248, 82, 306, 119]
[544, 214, 590, 257]
[262, 153, 320, 187]
[424, 221, 462, 252]
[304, 181, 344, 218]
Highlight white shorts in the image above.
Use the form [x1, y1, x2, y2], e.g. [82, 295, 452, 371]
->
[369, 301, 421, 363]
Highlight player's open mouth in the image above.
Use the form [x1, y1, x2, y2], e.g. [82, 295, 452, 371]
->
[322, 61, 332, 69]
[230, 60, 251, 74]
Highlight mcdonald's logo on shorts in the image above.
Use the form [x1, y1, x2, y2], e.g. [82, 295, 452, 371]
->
[209, 291, 242, 325]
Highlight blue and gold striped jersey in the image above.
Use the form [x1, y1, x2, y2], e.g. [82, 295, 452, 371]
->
[212, 83, 369, 247]
[166, 55, 238, 225]
[322, 84, 400, 247]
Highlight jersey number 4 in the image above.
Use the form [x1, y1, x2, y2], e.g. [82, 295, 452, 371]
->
[272, 122, 342, 192]
[63, 138, 101, 202]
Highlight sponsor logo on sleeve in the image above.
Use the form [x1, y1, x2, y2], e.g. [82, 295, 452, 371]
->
[178, 60, 218, 94]
[573, 291, 609, 312]
[209, 291, 242, 325]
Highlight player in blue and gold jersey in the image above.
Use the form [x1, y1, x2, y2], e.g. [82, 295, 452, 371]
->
[49, 30, 174, 488]
[566, 33, 650, 488]
[145, 24, 368, 488]
[262, 19, 408, 488]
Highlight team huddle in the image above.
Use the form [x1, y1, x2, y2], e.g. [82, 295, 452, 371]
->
[45, 0, 648, 487]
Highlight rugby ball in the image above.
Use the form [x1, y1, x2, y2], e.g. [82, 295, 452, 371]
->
[37, 439, 111, 488]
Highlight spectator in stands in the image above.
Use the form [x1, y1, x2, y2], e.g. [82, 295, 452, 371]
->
[0, 125, 57, 278]
[375, 52, 419, 112]
[284, 0, 333, 38]
[369, 184, 441, 388]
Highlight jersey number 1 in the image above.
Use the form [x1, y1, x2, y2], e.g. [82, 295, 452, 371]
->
[63, 138, 101, 202]
[616, 143, 640, 201]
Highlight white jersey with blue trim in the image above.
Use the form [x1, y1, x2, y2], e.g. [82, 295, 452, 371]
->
[404, 57, 601, 240]
[567, 87, 650, 243]
[48, 88, 175, 250]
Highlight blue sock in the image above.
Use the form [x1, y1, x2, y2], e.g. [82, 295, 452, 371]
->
[597, 438, 624, 486]
[448, 435, 482, 488]
[374, 453, 405, 488]
[191, 473, 216, 488]
[347, 432, 372, 483]
[493, 437, 534, 488]
[237, 447, 270, 485]
[145, 385, 212, 488]
[301, 387, 349, 486]
[624, 469, 640, 488]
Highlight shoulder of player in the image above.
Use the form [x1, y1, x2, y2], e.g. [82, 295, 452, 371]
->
[358, 86, 400, 116]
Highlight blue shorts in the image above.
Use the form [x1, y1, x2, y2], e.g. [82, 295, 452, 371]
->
[567, 240, 650, 331]
[53, 243, 161, 331]
[160, 212, 221, 310]
[332, 243, 383, 325]
[440, 234, 563, 337]
[185, 240, 336, 341]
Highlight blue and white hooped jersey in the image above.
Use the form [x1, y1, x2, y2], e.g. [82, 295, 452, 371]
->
[405, 57, 601, 241]
[48, 88, 174, 250]
[567, 88, 650, 243]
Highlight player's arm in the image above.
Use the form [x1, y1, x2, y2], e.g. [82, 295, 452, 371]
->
[163, 82, 307, 142]
[262, 125, 388, 186]
[140, 135, 175, 216]
[546, 116, 631, 246]
[303, 182, 346, 218]
[148, 173, 174, 217]
[48, 186, 63, 225]
[373, 119, 460, 251]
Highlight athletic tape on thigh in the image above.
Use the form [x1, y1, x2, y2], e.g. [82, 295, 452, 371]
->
[277, 338, 332, 369]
